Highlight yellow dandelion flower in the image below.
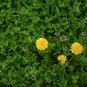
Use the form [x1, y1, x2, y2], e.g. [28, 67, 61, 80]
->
[36, 38, 48, 50]
[70, 42, 83, 55]
[57, 55, 67, 64]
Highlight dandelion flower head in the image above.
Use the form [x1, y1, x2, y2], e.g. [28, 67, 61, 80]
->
[36, 38, 48, 50]
[70, 42, 83, 55]
[57, 55, 67, 64]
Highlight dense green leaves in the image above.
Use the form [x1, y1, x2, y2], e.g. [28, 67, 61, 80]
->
[0, 0, 87, 87]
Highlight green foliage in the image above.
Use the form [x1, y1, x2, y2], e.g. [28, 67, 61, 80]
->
[0, 0, 87, 87]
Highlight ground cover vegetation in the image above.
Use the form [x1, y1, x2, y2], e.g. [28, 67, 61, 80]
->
[0, 0, 87, 87]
